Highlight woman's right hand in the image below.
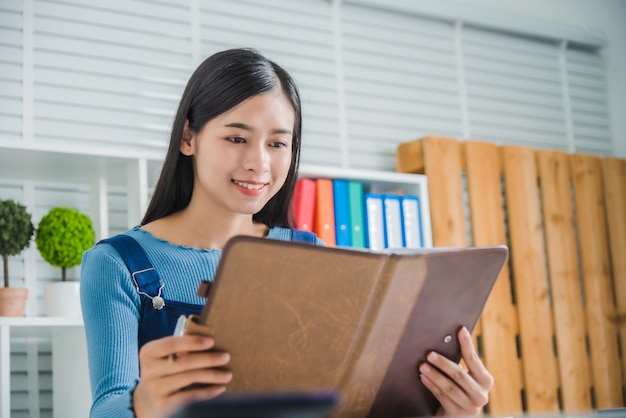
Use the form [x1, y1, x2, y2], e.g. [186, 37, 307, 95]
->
[132, 335, 232, 418]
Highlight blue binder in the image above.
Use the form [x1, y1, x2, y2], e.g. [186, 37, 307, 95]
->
[400, 195, 423, 248]
[382, 194, 404, 249]
[364, 193, 386, 250]
[332, 179, 352, 247]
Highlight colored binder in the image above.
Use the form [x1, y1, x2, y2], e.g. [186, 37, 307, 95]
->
[400, 195, 422, 248]
[292, 178, 316, 231]
[313, 178, 336, 246]
[364, 193, 385, 250]
[347, 181, 366, 248]
[383, 195, 404, 249]
[332, 179, 352, 247]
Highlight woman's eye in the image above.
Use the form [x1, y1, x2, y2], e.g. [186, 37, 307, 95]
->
[227, 136, 245, 144]
[270, 141, 288, 148]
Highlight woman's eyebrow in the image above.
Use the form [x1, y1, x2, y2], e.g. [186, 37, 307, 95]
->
[224, 122, 291, 135]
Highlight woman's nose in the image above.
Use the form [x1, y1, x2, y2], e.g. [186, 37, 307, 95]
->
[243, 144, 270, 172]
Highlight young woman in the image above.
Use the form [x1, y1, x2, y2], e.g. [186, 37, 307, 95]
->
[80, 48, 492, 418]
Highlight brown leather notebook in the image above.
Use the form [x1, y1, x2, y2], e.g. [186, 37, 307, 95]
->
[182, 236, 508, 418]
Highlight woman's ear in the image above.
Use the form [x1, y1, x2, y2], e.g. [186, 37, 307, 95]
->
[180, 119, 195, 156]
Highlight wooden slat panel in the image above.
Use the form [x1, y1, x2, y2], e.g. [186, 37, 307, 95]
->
[396, 138, 426, 174]
[570, 154, 623, 408]
[420, 136, 466, 247]
[501, 145, 560, 412]
[465, 141, 523, 414]
[601, 157, 626, 389]
[537, 150, 592, 411]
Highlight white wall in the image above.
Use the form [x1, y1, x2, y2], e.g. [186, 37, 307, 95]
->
[447, 0, 626, 157]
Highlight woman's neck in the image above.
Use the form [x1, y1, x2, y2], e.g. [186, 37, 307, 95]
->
[142, 206, 268, 250]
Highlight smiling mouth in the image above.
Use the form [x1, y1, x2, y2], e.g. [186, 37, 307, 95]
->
[232, 180, 267, 190]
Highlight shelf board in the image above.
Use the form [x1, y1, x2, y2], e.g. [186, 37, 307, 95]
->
[299, 164, 427, 195]
[0, 142, 165, 186]
[0, 317, 84, 338]
[300, 164, 426, 183]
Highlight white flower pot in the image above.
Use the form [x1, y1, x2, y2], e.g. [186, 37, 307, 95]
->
[44, 281, 82, 318]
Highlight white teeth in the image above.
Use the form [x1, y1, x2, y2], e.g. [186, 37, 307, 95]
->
[233, 180, 264, 190]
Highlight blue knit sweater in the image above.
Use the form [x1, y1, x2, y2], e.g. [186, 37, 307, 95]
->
[80, 226, 323, 417]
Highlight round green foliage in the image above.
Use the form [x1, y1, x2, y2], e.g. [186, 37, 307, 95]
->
[35, 207, 95, 269]
[0, 199, 35, 256]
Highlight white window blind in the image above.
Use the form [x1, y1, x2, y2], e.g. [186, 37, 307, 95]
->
[566, 45, 611, 154]
[0, 1, 23, 142]
[198, 0, 340, 167]
[6, 0, 613, 167]
[462, 25, 568, 148]
[341, 2, 462, 170]
[32, 0, 192, 152]
[9, 341, 52, 418]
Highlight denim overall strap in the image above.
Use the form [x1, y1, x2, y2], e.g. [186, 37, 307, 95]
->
[99, 235, 163, 298]
[99, 234, 202, 350]
[291, 229, 317, 243]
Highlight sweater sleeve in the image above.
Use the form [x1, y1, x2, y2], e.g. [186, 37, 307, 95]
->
[80, 243, 142, 418]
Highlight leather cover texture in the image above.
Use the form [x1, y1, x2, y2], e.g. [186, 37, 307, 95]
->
[183, 236, 508, 418]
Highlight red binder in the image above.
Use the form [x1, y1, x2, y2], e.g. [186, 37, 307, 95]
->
[292, 178, 317, 232]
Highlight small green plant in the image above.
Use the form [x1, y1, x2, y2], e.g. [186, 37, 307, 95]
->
[35, 207, 95, 282]
[0, 199, 35, 288]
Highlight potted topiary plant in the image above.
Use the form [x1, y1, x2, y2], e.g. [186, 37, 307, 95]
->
[35, 207, 95, 318]
[0, 199, 35, 316]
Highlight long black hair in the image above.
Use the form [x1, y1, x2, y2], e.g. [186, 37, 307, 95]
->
[141, 48, 302, 228]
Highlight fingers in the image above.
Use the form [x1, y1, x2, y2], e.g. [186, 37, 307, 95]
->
[168, 349, 231, 375]
[458, 327, 493, 389]
[140, 336, 231, 380]
[155, 364, 233, 399]
[134, 377, 228, 418]
[142, 335, 216, 360]
[419, 352, 473, 415]
[133, 335, 234, 418]
[418, 327, 492, 417]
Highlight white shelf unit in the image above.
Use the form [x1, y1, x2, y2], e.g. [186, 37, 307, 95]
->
[0, 142, 162, 418]
[0, 144, 432, 418]
[0, 317, 90, 418]
[299, 164, 433, 248]
[0, 140, 165, 241]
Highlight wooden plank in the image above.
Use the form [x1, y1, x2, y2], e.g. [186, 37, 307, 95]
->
[396, 138, 426, 174]
[420, 136, 466, 247]
[601, 157, 626, 390]
[536, 150, 592, 411]
[465, 141, 523, 414]
[570, 154, 623, 408]
[501, 145, 560, 412]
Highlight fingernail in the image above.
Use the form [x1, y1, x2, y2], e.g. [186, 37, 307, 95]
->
[427, 351, 438, 362]
[420, 363, 431, 373]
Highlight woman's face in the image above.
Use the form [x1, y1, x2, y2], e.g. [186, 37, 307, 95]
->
[180, 88, 295, 218]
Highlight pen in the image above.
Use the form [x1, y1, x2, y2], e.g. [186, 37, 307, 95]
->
[169, 315, 187, 363]
[173, 315, 187, 337]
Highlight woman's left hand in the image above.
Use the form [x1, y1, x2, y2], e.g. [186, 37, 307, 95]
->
[418, 326, 493, 417]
